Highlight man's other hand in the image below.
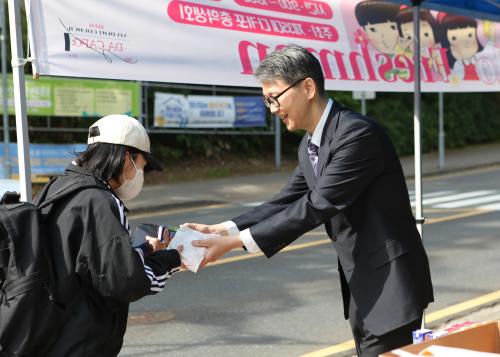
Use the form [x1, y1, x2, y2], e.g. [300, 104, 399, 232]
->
[182, 222, 229, 236]
[192, 234, 242, 267]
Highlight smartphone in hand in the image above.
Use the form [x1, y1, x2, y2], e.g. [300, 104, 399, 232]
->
[133, 223, 178, 247]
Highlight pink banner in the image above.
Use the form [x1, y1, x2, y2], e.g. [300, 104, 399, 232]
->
[29, 0, 500, 91]
[233, 0, 333, 19]
[167, 0, 339, 42]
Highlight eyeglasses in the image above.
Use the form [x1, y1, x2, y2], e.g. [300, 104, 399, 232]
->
[263, 78, 306, 109]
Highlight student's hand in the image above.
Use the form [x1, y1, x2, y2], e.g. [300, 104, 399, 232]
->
[192, 234, 242, 268]
[145, 236, 168, 252]
[182, 222, 229, 236]
[161, 228, 175, 245]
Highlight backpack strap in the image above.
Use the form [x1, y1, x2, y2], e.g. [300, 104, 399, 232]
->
[0, 192, 20, 205]
[2, 272, 47, 302]
[34, 177, 110, 308]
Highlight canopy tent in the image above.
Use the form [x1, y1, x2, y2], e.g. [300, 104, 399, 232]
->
[6, 0, 500, 210]
[386, 0, 500, 243]
[391, 0, 500, 22]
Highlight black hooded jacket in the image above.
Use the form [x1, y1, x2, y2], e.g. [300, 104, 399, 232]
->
[35, 164, 181, 356]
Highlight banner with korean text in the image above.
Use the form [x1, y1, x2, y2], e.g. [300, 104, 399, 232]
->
[153, 93, 266, 128]
[28, 0, 500, 92]
[0, 77, 140, 117]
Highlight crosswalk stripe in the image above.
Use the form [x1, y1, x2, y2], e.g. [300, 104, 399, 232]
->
[411, 190, 496, 206]
[422, 190, 455, 198]
[241, 201, 264, 207]
[435, 193, 500, 208]
[409, 190, 456, 202]
[408, 190, 455, 198]
[479, 202, 500, 210]
[247, 191, 500, 210]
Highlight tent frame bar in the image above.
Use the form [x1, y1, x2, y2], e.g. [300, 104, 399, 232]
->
[7, 0, 31, 201]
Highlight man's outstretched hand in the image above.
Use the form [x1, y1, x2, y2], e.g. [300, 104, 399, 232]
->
[183, 222, 230, 236]
[192, 234, 242, 268]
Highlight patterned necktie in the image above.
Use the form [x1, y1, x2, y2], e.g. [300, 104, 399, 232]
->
[307, 139, 319, 177]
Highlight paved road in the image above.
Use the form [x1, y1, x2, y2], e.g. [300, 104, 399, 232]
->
[120, 166, 500, 357]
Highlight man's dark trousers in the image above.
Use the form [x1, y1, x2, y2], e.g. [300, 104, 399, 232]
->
[349, 295, 422, 357]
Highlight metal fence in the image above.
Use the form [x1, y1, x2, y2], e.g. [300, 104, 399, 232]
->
[0, 81, 282, 179]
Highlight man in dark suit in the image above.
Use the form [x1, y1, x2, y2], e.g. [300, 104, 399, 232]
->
[187, 44, 433, 357]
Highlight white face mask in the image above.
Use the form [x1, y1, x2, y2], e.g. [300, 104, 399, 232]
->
[115, 154, 144, 201]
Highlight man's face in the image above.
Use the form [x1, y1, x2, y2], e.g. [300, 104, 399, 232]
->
[364, 21, 399, 55]
[448, 27, 479, 60]
[262, 79, 308, 132]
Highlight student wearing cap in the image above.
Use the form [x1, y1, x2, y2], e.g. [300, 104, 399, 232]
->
[34, 115, 181, 356]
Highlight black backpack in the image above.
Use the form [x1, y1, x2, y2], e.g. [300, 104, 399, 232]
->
[0, 189, 84, 357]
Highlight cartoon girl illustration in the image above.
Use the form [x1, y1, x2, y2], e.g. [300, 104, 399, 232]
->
[354, 0, 400, 56]
[396, 7, 439, 57]
[439, 13, 483, 81]
[396, 7, 446, 80]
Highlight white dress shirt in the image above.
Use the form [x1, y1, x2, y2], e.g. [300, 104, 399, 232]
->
[224, 99, 334, 253]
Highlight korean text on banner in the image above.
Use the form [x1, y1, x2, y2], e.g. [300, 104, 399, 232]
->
[27, 0, 500, 92]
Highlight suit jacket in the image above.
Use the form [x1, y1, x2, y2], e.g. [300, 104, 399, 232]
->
[232, 103, 434, 336]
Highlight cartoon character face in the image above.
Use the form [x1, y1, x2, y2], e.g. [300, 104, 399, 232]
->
[447, 26, 479, 60]
[400, 20, 436, 53]
[364, 21, 399, 55]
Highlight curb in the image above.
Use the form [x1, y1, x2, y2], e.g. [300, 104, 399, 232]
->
[127, 200, 225, 216]
[403, 162, 500, 180]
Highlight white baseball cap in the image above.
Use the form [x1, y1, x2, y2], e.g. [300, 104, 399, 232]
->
[87, 114, 162, 171]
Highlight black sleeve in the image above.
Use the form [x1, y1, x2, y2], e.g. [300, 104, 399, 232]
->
[134, 248, 181, 295]
[232, 137, 310, 230]
[74, 191, 180, 302]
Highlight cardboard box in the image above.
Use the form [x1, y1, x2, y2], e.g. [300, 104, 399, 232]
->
[380, 321, 500, 356]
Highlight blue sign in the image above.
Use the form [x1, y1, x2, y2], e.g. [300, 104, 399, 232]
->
[0, 143, 87, 177]
[234, 96, 267, 128]
[154, 94, 267, 128]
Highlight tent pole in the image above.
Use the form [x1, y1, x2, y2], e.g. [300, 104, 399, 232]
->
[7, 0, 31, 201]
[412, 3, 423, 238]
[438, 92, 445, 169]
[274, 114, 281, 170]
[1, 0, 11, 179]
[361, 91, 366, 115]
[413, 1, 425, 328]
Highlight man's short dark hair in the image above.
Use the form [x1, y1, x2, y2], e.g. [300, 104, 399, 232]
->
[255, 44, 325, 97]
[77, 143, 140, 182]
